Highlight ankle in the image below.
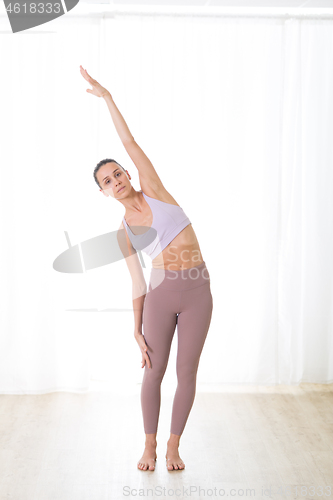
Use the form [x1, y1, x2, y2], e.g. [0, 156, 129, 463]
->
[167, 435, 180, 449]
[145, 441, 157, 448]
[145, 435, 157, 448]
[167, 442, 179, 450]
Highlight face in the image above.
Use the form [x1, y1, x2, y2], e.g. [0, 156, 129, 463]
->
[97, 163, 131, 199]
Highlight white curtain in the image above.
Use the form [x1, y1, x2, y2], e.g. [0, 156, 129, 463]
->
[0, 9, 332, 393]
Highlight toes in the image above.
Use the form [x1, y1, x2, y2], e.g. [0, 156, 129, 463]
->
[166, 460, 173, 470]
[148, 460, 155, 470]
[138, 457, 156, 471]
[166, 459, 185, 470]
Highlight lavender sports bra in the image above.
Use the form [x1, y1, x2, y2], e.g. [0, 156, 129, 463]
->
[122, 190, 191, 260]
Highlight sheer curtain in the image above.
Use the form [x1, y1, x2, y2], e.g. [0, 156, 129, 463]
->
[0, 9, 332, 393]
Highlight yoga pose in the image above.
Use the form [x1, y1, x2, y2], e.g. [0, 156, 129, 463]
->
[80, 66, 213, 471]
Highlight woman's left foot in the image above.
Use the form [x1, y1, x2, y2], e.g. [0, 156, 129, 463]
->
[165, 449, 185, 470]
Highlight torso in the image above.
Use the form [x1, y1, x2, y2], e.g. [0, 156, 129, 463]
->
[123, 187, 204, 271]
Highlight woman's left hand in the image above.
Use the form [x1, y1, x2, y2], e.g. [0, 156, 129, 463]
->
[79, 66, 110, 98]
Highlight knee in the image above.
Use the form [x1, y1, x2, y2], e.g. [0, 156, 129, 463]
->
[143, 364, 166, 384]
[176, 363, 198, 384]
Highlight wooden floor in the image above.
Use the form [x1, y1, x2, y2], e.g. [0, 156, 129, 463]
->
[0, 383, 332, 500]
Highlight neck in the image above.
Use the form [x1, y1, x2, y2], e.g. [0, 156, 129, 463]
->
[120, 188, 143, 214]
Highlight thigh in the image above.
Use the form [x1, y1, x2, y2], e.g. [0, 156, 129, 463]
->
[176, 283, 213, 371]
[142, 287, 179, 372]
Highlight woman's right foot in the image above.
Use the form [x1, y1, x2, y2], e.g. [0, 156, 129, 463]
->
[137, 443, 157, 471]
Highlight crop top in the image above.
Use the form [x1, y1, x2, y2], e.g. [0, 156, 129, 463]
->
[122, 190, 191, 260]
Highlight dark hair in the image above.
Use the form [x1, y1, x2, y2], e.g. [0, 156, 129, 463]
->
[93, 158, 126, 189]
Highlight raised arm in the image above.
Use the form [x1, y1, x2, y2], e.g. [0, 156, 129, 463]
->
[103, 94, 165, 191]
[80, 66, 165, 192]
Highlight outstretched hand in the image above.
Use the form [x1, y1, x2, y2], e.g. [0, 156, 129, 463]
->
[79, 65, 110, 98]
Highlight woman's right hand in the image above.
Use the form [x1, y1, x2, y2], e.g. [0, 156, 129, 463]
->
[135, 332, 151, 369]
[79, 65, 110, 98]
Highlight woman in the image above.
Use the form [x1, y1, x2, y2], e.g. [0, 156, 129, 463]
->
[80, 66, 213, 472]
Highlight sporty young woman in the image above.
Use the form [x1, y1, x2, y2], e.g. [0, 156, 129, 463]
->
[80, 66, 213, 472]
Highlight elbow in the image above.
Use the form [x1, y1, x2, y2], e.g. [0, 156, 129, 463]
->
[132, 281, 147, 300]
[123, 136, 135, 146]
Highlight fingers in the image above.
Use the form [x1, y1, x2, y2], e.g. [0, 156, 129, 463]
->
[143, 351, 151, 369]
[141, 350, 151, 369]
[79, 65, 93, 82]
[136, 336, 152, 369]
[79, 65, 87, 77]
[142, 357, 150, 369]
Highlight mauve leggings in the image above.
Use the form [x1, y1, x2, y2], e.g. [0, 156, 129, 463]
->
[141, 261, 213, 436]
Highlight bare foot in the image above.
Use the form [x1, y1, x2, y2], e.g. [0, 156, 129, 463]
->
[165, 448, 185, 471]
[137, 443, 157, 471]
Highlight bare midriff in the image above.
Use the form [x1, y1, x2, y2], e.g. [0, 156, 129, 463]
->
[124, 189, 204, 271]
[151, 224, 204, 271]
